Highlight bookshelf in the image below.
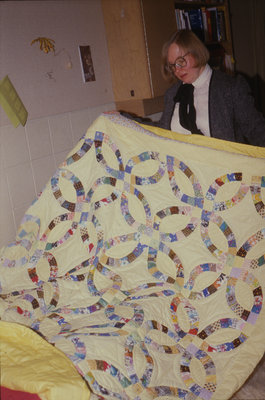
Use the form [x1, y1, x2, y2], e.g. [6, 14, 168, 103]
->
[174, 0, 234, 73]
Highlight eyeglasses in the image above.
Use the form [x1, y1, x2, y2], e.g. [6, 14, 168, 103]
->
[167, 52, 190, 72]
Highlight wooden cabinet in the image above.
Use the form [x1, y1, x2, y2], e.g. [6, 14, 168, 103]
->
[101, 0, 177, 116]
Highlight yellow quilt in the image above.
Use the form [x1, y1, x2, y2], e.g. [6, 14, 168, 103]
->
[1, 113, 265, 400]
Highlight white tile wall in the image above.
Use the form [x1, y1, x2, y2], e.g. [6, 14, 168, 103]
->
[0, 103, 115, 248]
[26, 118, 53, 161]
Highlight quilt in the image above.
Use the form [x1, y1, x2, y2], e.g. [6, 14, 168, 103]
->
[1, 113, 265, 400]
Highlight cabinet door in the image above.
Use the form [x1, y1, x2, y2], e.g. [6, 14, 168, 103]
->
[101, 0, 152, 102]
[141, 0, 177, 97]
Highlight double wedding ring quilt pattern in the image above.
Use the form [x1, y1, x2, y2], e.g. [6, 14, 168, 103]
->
[1, 114, 265, 399]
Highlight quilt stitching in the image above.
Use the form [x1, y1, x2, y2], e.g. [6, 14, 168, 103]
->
[1, 114, 265, 399]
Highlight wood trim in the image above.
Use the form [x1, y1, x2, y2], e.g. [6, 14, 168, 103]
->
[116, 96, 164, 117]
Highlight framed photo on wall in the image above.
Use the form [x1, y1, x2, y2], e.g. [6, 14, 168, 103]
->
[78, 45, 96, 83]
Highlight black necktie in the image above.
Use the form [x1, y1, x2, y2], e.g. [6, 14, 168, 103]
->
[174, 83, 203, 135]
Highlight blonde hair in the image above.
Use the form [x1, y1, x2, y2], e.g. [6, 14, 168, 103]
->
[162, 30, 210, 81]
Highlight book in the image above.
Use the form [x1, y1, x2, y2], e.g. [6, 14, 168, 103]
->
[217, 7, 227, 41]
[175, 9, 186, 30]
[184, 11, 191, 30]
[187, 8, 205, 42]
[175, 9, 182, 30]
[201, 7, 209, 42]
[208, 7, 218, 42]
[224, 54, 235, 73]
[205, 8, 213, 42]
[180, 9, 186, 29]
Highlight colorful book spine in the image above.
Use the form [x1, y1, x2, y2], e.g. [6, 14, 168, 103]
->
[208, 7, 218, 42]
[187, 8, 205, 42]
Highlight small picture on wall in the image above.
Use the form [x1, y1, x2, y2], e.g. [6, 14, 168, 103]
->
[79, 45, 96, 83]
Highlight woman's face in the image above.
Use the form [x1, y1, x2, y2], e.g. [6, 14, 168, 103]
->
[167, 43, 205, 84]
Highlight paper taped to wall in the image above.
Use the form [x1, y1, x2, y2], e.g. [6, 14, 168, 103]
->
[0, 75, 28, 127]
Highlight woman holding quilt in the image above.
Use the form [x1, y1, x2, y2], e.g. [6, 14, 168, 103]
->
[123, 30, 265, 147]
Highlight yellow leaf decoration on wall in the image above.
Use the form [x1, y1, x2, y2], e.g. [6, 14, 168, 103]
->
[31, 37, 55, 53]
